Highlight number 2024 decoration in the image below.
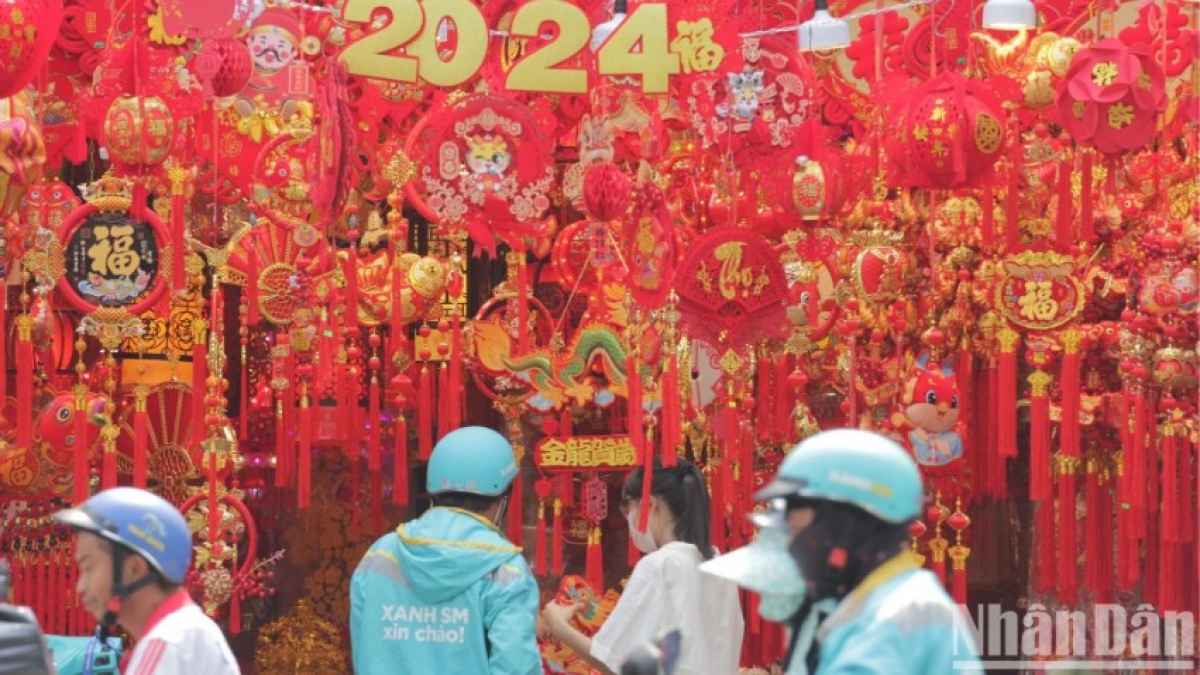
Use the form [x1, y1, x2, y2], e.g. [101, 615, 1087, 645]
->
[338, 0, 729, 94]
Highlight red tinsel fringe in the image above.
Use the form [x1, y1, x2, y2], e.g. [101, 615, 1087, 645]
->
[298, 392, 312, 508]
[1144, 519, 1159, 608]
[585, 527, 603, 592]
[1130, 391, 1147, 528]
[368, 376, 381, 473]
[1059, 344, 1081, 458]
[393, 415, 408, 505]
[418, 365, 433, 460]
[552, 499, 564, 576]
[535, 502, 547, 576]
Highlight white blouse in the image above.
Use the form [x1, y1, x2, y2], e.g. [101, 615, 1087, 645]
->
[591, 541, 744, 675]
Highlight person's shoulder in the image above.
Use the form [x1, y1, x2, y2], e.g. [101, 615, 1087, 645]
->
[871, 570, 964, 632]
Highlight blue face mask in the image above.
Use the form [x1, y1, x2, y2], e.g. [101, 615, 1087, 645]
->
[749, 527, 807, 623]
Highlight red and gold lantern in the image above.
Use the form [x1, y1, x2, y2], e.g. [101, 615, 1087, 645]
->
[892, 72, 1007, 189]
[102, 95, 176, 168]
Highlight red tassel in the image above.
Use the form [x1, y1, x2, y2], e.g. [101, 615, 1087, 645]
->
[191, 322, 208, 448]
[418, 365, 433, 460]
[754, 354, 771, 443]
[1179, 433, 1193, 543]
[1005, 160, 1020, 251]
[952, 561, 967, 605]
[996, 330, 1019, 459]
[448, 313, 463, 429]
[390, 262, 406, 379]
[73, 387, 90, 504]
[1057, 467, 1078, 603]
[585, 527, 603, 592]
[393, 414, 409, 505]
[246, 249, 259, 326]
[508, 469, 523, 545]
[368, 375, 381, 473]
[346, 245, 361, 333]
[1130, 390, 1147, 527]
[982, 184, 995, 245]
[626, 355, 645, 465]
[1055, 159, 1073, 250]
[1036, 503, 1056, 593]
[956, 348, 973, 452]
[1028, 370, 1052, 502]
[661, 353, 680, 466]
[773, 355, 790, 445]
[15, 315, 33, 450]
[171, 185, 186, 292]
[638, 453, 654, 533]
[437, 364, 450, 439]
[298, 387, 312, 508]
[1161, 422, 1179, 540]
[516, 256, 529, 354]
[1144, 520, 1160, 608]
[1079, 151, 1094, 244]
[372, 471, 383, 536]
[229, 593, 241, 634]
[552, 498, 564, 576]
[101, 428, 117, 489]
[0, 289, 6, 409]
[1059, 332, 1082, 459]
[1084, 463, 1102, 593]
[238, 343, 249, 443]
[535, 501, 547, 576]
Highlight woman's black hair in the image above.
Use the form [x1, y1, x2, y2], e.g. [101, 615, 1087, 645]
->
[623, 458, 715, 560]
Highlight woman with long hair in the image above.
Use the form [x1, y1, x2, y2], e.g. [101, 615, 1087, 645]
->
[541, 458, 744, 675]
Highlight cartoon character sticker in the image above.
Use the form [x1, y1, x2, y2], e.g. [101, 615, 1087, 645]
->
[239, 7, 307, 110]
[465, 134, 512, 195]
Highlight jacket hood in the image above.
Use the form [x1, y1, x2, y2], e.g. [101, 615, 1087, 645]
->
[390, 507, 522, 604]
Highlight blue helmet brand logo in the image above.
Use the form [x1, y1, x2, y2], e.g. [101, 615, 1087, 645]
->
[127, 513, 168, 552]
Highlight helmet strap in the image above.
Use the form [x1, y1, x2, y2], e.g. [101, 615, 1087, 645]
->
[101, 546, 157, 630]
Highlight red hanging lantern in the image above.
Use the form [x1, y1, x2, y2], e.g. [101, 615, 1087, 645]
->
[792, 156, 844, 222]
[892, 72, 1007, 189]
[103, 96, 176, 168]
[1056, 38, 1167, 156]
[205, 39, 254, 98]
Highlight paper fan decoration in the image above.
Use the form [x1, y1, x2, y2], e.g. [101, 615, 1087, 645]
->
[405, 92, 555, 257]
[675, 225, 788, 348]
[224, 220, 334, 326]
[115, 382, 200, 506]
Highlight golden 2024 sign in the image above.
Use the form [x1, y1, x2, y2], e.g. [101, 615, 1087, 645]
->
[339, 0, 728, 94]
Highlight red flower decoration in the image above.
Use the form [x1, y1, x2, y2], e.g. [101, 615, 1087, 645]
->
[1056, 38, 1166, 156]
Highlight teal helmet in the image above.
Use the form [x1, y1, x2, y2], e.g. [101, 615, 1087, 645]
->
[755, 429, 923, 523]
[426, 426, 519, 497]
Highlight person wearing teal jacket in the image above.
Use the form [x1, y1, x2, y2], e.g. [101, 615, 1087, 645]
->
[350, 427, 541, 675]
[753, 429, 983, 675]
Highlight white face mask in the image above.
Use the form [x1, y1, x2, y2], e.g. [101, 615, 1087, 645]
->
[626, 504, 659, 554]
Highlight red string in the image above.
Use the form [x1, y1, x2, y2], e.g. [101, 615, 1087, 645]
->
[418, 365, 433, 460]
[1028, 376, 1051, 502]
[368, 376, 381, 473]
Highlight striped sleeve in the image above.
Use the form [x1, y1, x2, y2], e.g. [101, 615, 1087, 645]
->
[130, 638, 169, 675]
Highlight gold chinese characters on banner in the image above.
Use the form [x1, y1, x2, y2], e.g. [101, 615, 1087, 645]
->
[534, 436, 639, 472]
